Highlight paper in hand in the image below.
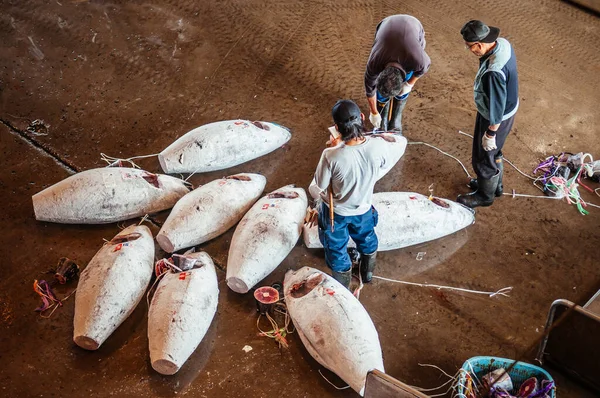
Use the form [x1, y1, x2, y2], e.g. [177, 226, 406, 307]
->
[328, 126, 340, 139]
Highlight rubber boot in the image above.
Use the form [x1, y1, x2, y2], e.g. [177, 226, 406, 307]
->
[360, 252, 377, 283]
[469, 157, 503, 197]
[331, 269, 352, 290]
[457, 171, 500, 208]
[377, 100, 390, 131]
[388, 97, 408, 134]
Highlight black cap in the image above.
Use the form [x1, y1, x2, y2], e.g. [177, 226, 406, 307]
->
[332, 100, 361, 125]
[461, 20, 500, 43]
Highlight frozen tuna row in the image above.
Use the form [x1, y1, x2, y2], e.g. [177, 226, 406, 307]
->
[73, 224, 381, 394]
[73, 225, 218, 375]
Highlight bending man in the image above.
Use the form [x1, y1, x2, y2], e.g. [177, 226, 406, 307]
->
[309, 100, 403, 289]
[458, 20, 519, 208]
[365, 14, 430, 133]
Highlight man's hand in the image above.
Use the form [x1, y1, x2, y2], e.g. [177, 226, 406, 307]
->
[369, 112, 382, 129]
[400, 82, 414, 97]
[305, 207, 318, 227]
[326, 135, 342, 147]
[482, 132, 497, 151]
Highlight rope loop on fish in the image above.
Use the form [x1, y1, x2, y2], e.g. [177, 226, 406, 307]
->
[100, 152, 159, 169]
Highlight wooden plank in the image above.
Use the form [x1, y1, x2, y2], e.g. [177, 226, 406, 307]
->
[364, 370, 429, 398]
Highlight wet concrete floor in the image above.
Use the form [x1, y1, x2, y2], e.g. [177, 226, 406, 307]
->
[1, 0, 599, 397]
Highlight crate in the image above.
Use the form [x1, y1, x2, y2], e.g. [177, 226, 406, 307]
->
[455, 356, 556, 398]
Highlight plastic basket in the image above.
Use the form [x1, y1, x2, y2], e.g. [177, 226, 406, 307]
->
[455, 356, 556, 398]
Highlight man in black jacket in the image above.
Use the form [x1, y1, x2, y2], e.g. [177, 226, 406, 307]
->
[458, 20, 519, 208]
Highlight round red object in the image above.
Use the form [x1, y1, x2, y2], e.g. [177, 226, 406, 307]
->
[254, 286, 279, 304]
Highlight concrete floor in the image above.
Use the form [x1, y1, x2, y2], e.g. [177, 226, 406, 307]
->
[1, 0, 599, 397]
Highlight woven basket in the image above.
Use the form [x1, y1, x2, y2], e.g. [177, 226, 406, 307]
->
[455, 356, 556, 398]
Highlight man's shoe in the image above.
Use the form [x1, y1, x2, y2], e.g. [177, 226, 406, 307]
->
[458, 171, 500, 208]
[377, 101, 390, 131]
[388, 97, 408, 134]
[359, 252, 377, 283]
[331, 269, 352, 290]
[469, 157, 503, 197]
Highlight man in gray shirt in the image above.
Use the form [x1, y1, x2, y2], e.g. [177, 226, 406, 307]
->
[365, 15, 431, 133]
[309, 100, 405, 289]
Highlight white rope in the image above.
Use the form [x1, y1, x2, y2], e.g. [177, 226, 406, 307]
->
[184, 165, 204, 182]
[418, 363, 455, 379]
[408, 141, 473, 179]
[138, 214, 149, 226]
[100, 152, 159, 169]
[503, 192, 561, 199]
[457, 130, 537, 180]
[317, 369, 351, 390]
[372, 275, 512, 298]
[503, 157, 537, 181]
[409, 365, 459, 393]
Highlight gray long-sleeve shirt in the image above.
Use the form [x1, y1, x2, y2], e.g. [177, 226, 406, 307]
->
[309, 135, 405, 216]
[364, 15, 431, 97]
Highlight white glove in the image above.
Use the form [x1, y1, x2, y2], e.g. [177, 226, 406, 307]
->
[369, 112, 381, 129]
[482, 132, 497, 151]
[400, 82, 414, 97]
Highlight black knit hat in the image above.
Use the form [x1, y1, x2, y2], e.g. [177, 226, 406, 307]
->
[332, 100, 361, 125]
[461, 20, 500, 43]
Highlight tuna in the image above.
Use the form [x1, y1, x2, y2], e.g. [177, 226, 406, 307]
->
[226, 185, 307, 293]
[284, 267, 384, 396]
[158, 120, 291, 174]
[148, 252, 219, 375]
[156, 173, 267, 253]
[33, 167, 189, 224]
[73, 225, 154, 350]
[303, 192, 475, 251]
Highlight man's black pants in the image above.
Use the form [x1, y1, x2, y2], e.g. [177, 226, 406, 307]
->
[472, 113, 515, 179]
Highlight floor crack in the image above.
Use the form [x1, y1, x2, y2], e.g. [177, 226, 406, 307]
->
[0, 117, 79, 173]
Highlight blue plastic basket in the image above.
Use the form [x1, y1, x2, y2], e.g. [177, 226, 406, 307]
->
[455, 356, 556, 398]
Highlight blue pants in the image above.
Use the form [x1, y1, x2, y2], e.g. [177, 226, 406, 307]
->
[317, 203, 379, 272]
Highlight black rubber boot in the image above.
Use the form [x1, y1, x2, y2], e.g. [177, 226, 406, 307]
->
[360, 252, 377, 283]
[388, 97, 408, 134]
[331, 269, 352, 290]
[377, 100, 390, 131]
[469, 157, 503, 197]
[458, 171, 500, 208]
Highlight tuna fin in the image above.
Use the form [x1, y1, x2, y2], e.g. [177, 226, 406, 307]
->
[430, 197, 450, 208]
[226, 175, 252, 181]
[268, 191, 299, 199]
[290, 273, 325, 298]
[142, 172, 161, 188]
[110, 232, 142, 244]
[251, 121, 271, 131]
